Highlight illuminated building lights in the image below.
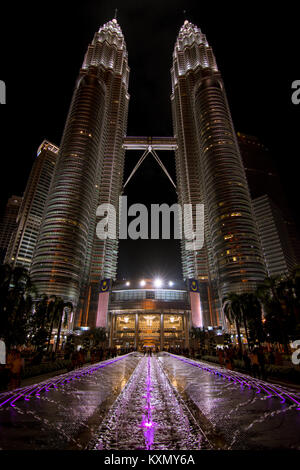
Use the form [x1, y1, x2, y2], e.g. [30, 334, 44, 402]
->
[30, 19, 129, 320]
[171, 21, 266, 327]
[154, 278, 163, 288]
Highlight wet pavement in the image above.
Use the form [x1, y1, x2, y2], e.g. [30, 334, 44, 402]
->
[159, 354, 300, 450]
[0, 353, 140, 450]
[88, 355, 210, 450]
[0, 352, 300, 450]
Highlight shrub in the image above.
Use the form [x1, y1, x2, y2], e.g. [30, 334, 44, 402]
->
[22, 359, 72, 379]
[201, 356, 300, 384]
[201, 355, 220, 365]
[233, 359, 244, 371]
[264, 365, 300, 384]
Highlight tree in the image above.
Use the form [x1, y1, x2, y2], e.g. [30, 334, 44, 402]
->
[80, 327, 107, 349]
[222, 293, 243, 351]
[189, 326, 206, 352]
[0, 264, 36, 349]
[53, 299, 73, 353]
[257, 275, 297, 351]
[64, 334, 76, 358]
[44, 297, 72, 354]
[223, 333, 232, 347]
[28, 294, 57, 353]
[46, 296, 59, 352]
[240, 293, 265, 348]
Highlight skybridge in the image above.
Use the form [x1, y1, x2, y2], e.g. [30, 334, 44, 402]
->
[122, 136, 177, 190]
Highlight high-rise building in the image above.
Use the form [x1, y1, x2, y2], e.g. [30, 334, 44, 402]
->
[238, 132, 300, 267]
[78, 20, 130, 327]
[0, 196, 22, 263]
[30, 19, 129, 325]
[27, 19, 273, 334]
[253, 195, 297, 277]
[171, 21, 266, 325]
[5, 141, 58, 270]
[237, 133, 287, 208]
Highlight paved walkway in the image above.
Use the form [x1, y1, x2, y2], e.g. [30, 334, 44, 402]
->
[0, 352, 299, 450]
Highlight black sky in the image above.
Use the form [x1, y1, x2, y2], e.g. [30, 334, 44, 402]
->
[0, 0, 299, 281]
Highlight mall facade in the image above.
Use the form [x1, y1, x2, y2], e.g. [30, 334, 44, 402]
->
[107, 279, 191, 351]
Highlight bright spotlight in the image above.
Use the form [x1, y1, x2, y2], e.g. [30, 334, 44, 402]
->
[140, 279, 146, 287]
[125, 281, 130, 286]
[168, 281, 174, 287]
[154, 278, 163, 288]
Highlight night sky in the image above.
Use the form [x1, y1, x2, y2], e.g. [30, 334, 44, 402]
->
[0, 0, 299, 281]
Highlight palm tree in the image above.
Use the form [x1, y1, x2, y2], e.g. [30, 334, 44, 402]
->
[240, 292, 264, 347]
[291, 265, 300, 326]
[292, 265, 300, 297]
[44, 296, 72, 354]
[0, 264, 36, 349]
[239, 293, 251, 345]
[53, 299, 73, 353]
[0, 264, 36, 302]
[34, 295, 49, 328]
[46, 296, 58, 352]
[222, 293, 243, 352]
[256, 275, 291, 352]
[87, 327, 107, 347]
[29, 294, 52, 352]
[189, 326, 206, 352]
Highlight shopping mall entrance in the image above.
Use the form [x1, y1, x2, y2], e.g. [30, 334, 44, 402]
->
[110, 311, 188, 351]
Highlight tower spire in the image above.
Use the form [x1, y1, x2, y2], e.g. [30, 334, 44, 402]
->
[114, 8, 118, 20]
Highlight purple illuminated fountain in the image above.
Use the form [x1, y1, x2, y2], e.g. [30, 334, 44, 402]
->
[168, 353, 300, 410]
[141, 356, 155, 449]
[88, 354, 208, 450]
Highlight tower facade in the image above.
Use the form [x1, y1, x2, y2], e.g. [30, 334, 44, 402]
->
[171, 21, 266, 325]
[0, 196, 22, 263]
[78, 20, 130, 327]
[238, 132, 300, 267]
[253, 195, 297, 277]
[30, 19, 129, 321]
[5, 141, 58, 270]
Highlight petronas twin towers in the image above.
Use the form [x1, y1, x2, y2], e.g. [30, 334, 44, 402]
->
[30, 19, 266, 328]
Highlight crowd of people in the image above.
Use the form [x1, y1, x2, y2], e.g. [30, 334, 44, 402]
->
[0, 348, 24, 391]
[216, 346, 269, 378]
[67, 346, 135, 369]
[157, 344, 287, 380]
[0, 336, 294, 392]
[0, 344, 137, 391]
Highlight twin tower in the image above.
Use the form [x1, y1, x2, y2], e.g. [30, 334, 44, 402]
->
[30, 19, 266, 328]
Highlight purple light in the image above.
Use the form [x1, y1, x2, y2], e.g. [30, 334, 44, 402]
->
[141, 356, 155, 449]
[168, 353, 300, 410]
